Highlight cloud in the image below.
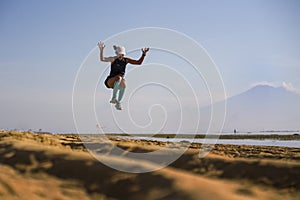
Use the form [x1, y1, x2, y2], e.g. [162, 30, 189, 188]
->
[251, 81, 300, 94]
[282, 81, 300, 94]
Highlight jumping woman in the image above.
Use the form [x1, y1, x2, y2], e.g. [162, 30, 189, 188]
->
[98, 42, 149, 110]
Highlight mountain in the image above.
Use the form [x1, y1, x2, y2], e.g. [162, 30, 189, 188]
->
[200, 85, 300, 132]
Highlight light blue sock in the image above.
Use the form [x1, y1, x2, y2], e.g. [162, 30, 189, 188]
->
[112, 81, 120, 99]
[118, 86, 126, 103]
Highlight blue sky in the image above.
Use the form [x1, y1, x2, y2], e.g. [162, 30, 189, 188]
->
[0, 0, 299, 132]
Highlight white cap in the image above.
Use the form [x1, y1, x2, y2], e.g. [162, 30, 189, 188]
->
[114, 45, 126, 55]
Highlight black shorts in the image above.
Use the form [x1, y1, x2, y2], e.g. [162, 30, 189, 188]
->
[104, 76, 112, 89]
[104, 74, 124, 89]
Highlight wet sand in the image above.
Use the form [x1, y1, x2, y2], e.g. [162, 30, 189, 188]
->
[0, 131, 299, 200]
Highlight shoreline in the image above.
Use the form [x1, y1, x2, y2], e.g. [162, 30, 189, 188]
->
[0, 131, 299, 199]
[113, 136, 300, 148]
[105, 133, 300, 140]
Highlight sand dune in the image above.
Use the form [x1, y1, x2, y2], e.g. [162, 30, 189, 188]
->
[0, 131, 299, 200]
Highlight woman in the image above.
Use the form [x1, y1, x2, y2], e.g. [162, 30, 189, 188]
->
[98, 42, 149, 110]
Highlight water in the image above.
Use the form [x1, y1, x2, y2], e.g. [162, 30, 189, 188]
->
[218, 131, 299, 135]
[118, 136, 300, 148]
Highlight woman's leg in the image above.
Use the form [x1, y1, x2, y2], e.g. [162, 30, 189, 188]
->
[118, 79, 126, 103]
[107, 75, 122, 102]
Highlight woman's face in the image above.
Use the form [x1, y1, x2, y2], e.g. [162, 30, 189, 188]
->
[117, 54, 124, 59]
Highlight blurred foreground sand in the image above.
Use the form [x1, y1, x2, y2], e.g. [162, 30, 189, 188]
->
[0, 131, 299, 200]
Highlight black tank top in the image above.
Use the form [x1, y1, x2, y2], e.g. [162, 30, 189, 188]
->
[109, 57, 127, 77]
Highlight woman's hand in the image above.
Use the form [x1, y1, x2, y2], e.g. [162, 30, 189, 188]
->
[142, 48, 149, 56]
[98, 42, 105, 51]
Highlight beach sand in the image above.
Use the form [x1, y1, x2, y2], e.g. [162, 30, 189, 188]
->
[0, 131, 299, 200]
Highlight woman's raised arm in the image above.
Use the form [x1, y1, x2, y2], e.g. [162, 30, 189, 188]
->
[97, 42, 114, 62]
[126, 48, 149, 65]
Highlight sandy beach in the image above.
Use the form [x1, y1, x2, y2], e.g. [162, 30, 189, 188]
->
[0, 131, 299, 200]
